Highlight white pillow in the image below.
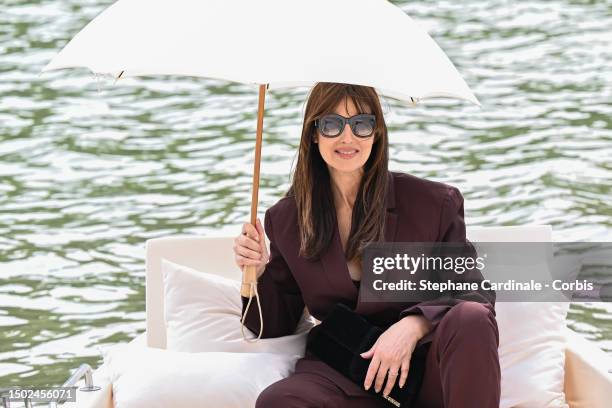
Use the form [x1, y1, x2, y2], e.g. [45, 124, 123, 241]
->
[103, 344, 296, 408]
[161, 258, 314, 355]
[467, 227, 569, 407]
[497, 302, 570, 408]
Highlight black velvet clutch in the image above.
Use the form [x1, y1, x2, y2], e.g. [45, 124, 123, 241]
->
[306, 302, 428, 407]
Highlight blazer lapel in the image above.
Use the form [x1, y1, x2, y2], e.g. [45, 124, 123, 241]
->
[356, 172, 397, 314]
[320, 171, 397, 310]
[320, 220, 358, 301]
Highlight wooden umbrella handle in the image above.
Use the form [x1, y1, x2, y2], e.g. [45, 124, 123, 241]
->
[241, 265, 258, 297]
[240, 84, 267, 298]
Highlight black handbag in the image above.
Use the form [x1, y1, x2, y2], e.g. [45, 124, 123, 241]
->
[306, 302, 429, 407]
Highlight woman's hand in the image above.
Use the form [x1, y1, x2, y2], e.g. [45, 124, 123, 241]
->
[233, 218, 269, 279]
[360, 315, 432, 397]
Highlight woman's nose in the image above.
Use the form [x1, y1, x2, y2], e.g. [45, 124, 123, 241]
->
[339, 123, 355, 141]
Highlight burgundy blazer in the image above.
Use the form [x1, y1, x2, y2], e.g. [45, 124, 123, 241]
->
[241, 170, 494, 397]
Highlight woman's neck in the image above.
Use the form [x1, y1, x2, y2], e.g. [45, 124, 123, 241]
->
[329, 168, 363, 211]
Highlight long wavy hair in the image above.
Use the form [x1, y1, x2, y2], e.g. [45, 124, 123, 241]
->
[284, 82, 389, 262]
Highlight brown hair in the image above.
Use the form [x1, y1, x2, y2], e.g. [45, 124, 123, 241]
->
[285, 82, 389, 262]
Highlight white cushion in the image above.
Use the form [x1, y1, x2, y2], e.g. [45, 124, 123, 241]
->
[497, 302, 570, 408]
[161, 258, 314, 355]
[467, 226, 569, 408]
[103, 344, 296, 408]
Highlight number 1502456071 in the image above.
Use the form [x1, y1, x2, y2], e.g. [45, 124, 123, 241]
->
[0, 386, 77, 403]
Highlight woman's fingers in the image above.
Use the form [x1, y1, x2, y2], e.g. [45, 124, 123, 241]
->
[398, 356, 410, 389]
[234, 219, 268, 271]
[235, 253, 264, 267]
[234, 243, 263, 261]
[374, 360, 390, 394]
[382, 364, 401, 397]
[236, 225, 260, 251]
[242, 222, 260, 242]
[364, 354, 381, 391]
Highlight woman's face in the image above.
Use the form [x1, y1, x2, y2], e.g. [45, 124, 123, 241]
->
[314, 97, 375, 175]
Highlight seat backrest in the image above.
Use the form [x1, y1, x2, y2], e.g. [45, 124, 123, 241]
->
[467, 225, 552, 243]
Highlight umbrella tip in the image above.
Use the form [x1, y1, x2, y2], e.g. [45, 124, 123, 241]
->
[40, 62, 52, 74]
[113, 70, 125, 85]
[469, 93, 482, 107]
[38, 61, 56, 77]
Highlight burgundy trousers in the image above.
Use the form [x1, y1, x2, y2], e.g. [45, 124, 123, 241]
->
[255, 301, 501, 408]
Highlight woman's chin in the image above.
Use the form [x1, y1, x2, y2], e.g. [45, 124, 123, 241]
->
[327, 161, 366, 173]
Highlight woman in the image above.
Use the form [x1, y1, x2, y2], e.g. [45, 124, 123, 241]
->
[233, 83, 500, 408]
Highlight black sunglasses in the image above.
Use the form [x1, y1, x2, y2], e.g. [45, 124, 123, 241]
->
[314, 113, 376, 138]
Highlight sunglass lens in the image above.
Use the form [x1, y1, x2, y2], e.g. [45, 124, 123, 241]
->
[353, 117, 375, 137]
[320, 116, 343, 137]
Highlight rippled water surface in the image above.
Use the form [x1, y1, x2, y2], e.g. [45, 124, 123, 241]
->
[1, 0, 611, 388]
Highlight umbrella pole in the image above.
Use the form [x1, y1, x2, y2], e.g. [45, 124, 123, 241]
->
[240, 84, 267, 298]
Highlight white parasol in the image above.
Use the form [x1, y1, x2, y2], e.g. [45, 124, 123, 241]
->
[42, 0, 480, 342]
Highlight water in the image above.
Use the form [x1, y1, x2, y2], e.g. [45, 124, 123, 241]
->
[1, 0, 611, 388]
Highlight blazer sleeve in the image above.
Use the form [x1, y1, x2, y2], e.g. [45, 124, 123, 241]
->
[240, 208, 306, 338]
[398, 187, 496, 338]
